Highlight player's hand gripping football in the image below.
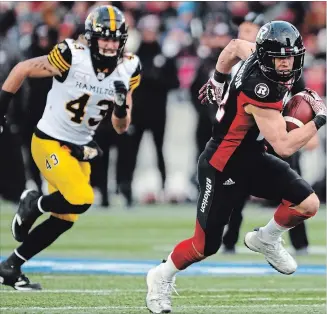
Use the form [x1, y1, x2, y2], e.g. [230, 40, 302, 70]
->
[303, 88, 326, 130]
[198, 77, 224, 106]
[113, 81, 128, 107]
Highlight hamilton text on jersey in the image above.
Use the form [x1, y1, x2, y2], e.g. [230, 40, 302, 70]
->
[75, 80, 115, 96]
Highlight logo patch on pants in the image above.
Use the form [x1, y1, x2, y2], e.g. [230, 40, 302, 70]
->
[200, 177, 212, 213]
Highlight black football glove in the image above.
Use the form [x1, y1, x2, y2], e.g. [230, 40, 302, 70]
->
[113, 81, 128, 118]
[113, 81, 128, 107]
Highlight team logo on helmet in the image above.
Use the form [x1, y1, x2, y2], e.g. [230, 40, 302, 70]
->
[255, 83, 269, 98]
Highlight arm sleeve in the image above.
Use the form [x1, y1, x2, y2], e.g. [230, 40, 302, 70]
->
[129, 60, 142, 92]
[47, 40, 72, 82]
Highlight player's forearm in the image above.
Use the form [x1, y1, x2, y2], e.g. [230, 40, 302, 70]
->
[112, 98, 131, 134]
[216, 39, 255, 74]
[276, 122, 317, 157]
[3, 57, 60, 94]
[2, 62, 29, 94]
[0, 62, 29, 116]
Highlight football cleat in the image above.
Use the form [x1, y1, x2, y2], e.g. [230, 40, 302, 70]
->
[0, 261, 41, 291]
[244, 228, 297, 275]
[12, 190, 42, 242]
[146, 263, 177, 314]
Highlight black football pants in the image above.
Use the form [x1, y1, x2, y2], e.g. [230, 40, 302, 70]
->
[222, 151, 309, 250]
[196, 151, 313, 256]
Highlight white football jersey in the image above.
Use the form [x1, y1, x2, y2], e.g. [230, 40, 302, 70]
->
[37, 38, 141, 145]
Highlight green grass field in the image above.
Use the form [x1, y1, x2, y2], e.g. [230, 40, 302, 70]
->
[0, 201, 326, 313]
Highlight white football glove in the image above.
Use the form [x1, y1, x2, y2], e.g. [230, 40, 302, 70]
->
[303, 88, 326, 130]
[303, 88, 326, 117]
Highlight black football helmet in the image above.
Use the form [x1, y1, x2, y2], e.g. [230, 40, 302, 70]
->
[85, 5, 128, 65]
[256, 21, 305, 84]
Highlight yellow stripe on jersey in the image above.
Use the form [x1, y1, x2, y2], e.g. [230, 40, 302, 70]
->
[51, 50, 67, 72]
[93, 14, 97, 29]
[130, 74, 140, 82]
[47, 54, 57, 69]
[108, 6, 116, 31]
[129, 74, 141, 91]
[48, 52, 66, 72]
[47, 45, 71, 72]
[53, 49, 69, 71]
[55, 46, 71, 68]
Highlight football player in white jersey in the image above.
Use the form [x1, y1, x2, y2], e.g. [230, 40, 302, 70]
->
[0, 5, 141, 290]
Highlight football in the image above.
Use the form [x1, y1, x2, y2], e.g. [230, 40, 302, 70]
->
[283, 91, 314, 131]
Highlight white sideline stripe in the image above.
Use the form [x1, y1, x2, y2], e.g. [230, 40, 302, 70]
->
[0, 304, 324, 311]
[154, 244, 327, 254]
[178, 296, 325, 301]
[284, 116, 304, 127]
[1, 288, 325, 294]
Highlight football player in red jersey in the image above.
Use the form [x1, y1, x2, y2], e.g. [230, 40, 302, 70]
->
[145, 21, 326, 314]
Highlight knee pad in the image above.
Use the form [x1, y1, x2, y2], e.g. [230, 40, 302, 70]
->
[71, 203, 91, 214]
[42, 191, 92, 215]
[51, 203, 91, 218]
[275, 199, 317, 228]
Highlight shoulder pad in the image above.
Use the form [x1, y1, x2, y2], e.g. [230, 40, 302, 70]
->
[239, 63, 288, 110]
[122, 53, 141, 76]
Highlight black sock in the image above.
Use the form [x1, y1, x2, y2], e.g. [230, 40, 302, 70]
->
[40, 191, 90, 214]
[6, 252, 25, 268]
[16, 216, 73, 261]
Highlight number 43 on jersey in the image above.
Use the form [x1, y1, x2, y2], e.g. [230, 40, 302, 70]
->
[66, 93, 113, 127]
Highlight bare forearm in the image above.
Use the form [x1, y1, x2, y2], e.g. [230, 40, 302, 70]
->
[2, 57, 59, 94]
[216, 39, 255, 74]
[279, 122, 318, 157]
[112, 98, 132, 134]
[2, 63, 28, 93]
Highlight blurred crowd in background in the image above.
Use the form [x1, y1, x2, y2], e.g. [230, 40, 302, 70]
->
[0, 1, 326, 208]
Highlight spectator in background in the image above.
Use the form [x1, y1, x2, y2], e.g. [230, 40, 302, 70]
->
[124, 10, 141, 54]
[22, 24, 58, 193]
[0, 9, 26, 202]
[119, 1, 142, 22]
[190, 13, 232, 180]
[118, 14, 179, 205]
[90, 111, 119, 207]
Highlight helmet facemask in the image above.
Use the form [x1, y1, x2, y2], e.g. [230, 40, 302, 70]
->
[256, 21, 306, 85]
[259, 47, 305, 84]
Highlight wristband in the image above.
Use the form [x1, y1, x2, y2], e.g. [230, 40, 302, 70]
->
[0, 90, 14, 116]
[313, 115, 326, 130]
[213, 70, 228, 83]
[114, 104, 128, 118]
